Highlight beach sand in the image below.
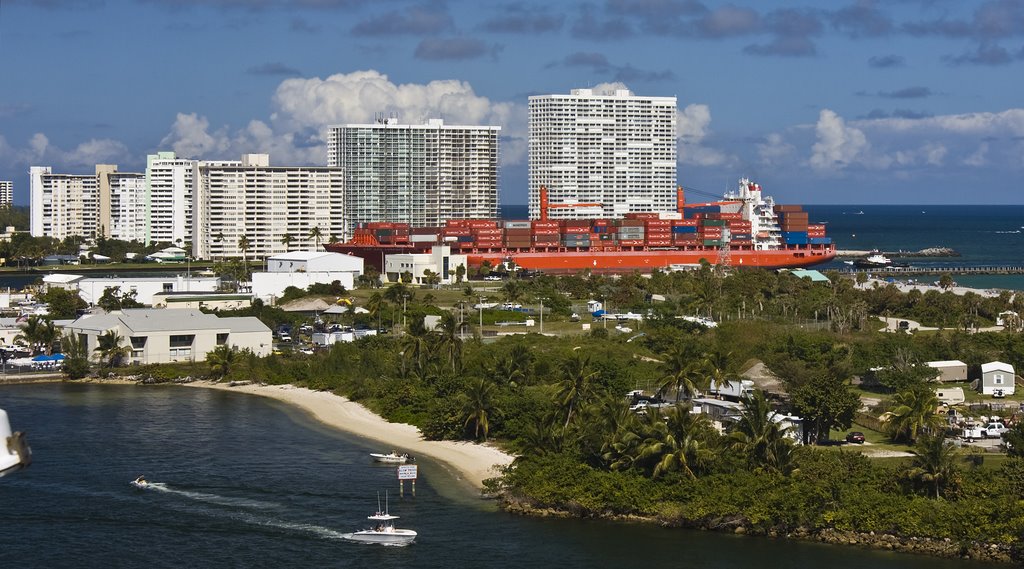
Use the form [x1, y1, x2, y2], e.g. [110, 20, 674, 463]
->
[181, 381, 515, 491]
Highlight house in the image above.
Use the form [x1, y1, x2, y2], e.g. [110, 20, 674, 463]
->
[251, 251, 363, 304]
[41, 254, 80, 266]
[927, 360, 968, 383]
[787, 269, 830, 283]
[980, 361, 1016, 396]
[63, 308, 271, 365]
[383, 246, 467, 285]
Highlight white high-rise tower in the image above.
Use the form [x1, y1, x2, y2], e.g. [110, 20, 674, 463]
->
[528, 88, 677, 219]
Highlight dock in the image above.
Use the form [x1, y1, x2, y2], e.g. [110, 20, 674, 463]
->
[835, 266, 1024, 276]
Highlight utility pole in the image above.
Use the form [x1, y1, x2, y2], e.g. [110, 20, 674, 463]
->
[540, 298, 544, 334]
[479, 296, 484, 332]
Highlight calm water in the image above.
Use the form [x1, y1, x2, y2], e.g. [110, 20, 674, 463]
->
[0, 384, 992, 568]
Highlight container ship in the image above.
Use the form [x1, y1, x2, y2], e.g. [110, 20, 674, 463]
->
[326, 179, 835, 275]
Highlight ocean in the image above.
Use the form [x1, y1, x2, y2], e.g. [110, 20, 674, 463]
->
[501, 204, 1024, 290]
[0, 383, 992, 568]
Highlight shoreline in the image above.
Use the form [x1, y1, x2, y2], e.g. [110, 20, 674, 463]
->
[177, 380, 515, 492]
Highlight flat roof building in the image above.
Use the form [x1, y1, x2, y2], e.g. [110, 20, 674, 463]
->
[528, 88, 677, 219]
[328, 118, 499, 235]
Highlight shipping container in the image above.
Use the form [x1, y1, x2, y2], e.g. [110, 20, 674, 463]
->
[619, 239, 644, 246]
[774, 205, 803, 213]
[701, 219, 726, 227]
[505, 221, 531, 229]
[809, 237, 832, 245]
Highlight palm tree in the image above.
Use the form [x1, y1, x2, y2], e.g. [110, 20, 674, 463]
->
[657, 346, 703, 402]
[556, 350, 598, 429]
[639, 406, 716, 479]
[462, 377, 498, 441]
[308, 226, 323, 250]
[881, 387, 944, 443]
[703, 350, 738, 394]
[94, 330, 128, 369]
[434, 312, 466, 372]
[518, 413, 563, 458]
[904, 434, 960, 498]
[60, 332, 91, 379]
[366, 292, 387, 331]
[728, 390, 795, 473]
[206, 344, 237, 379]
[280, 233, 294, 252]
[237, 234, 251, 277]
[15, 315, 56, 355]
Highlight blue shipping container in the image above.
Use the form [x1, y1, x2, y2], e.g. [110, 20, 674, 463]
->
[457, 236, 474, 242]
[672, 226, 698, 233]
[809, 237, 832, 245]
[782, 231, 808, 245]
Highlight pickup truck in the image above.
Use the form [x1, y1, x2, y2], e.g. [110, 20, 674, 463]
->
[984, 422, 1008, 438]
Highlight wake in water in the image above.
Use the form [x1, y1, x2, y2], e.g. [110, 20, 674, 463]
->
[993, 230, 1021, 234]
[139, 481, 351, 541]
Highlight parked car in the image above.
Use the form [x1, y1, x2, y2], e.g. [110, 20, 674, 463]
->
[845, 431, 866, 444]
[897, 320, 910, 330]
[984, 422, 1008, 438]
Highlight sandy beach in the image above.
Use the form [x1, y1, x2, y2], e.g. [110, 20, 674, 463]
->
[859, 277, 1004, 298]
[181, 381, 515, 491]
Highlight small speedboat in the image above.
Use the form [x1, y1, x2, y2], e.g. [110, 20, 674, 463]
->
[130, 477, 150, 490]
[341, 492, 416, 546]
[370, 452, 413, 464]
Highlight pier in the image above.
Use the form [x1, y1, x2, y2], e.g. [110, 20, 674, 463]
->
[835, 266, 1024, 276]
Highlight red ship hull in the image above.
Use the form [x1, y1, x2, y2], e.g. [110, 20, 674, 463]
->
[327, 243, 836, 274]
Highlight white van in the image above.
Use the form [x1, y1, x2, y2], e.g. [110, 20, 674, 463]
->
[984, 422, 1008, 438]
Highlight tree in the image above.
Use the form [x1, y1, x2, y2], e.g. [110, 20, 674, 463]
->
[37, 288, 87, 320]
[938, 273, 955, 291]
[237, 234, 251, 276]
[657, 346, 702, 402]
[1004, 423, 1024, 457]
[789, 372, 860, 444]
[60, 332, 91, 379]
[94, 330, 128, 369]
[206, 344, 237, 379]
[280, 233, 294, 251]
[462, 377, 498, 441]
[640, 406, 716, 479]
[881, 386, 943, 443]
[434, 312, 467, 372]
[455, 264, 466, 284]
[308, 226, 323, 249]
[728, 390, 796, 473]
[904, 434, 960, 498]
[15, 315, 58, 355]
[556, 350, 598, 429]
[97, 286, 143, 312]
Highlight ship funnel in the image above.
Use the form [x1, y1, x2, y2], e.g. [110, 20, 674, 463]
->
[540, 186, 549, 221]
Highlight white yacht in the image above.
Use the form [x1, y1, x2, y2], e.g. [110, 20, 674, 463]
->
[341, 493, 416, 546]
[1, 408, 31, 478]
[370, 452, 412, 464]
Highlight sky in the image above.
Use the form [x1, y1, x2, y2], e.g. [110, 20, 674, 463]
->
[1, 0, 1023, 206]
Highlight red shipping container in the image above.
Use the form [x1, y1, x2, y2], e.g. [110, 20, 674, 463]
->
[719, 212, 743, 221]
[367, 222, 395, 230]
[646, 220, 672, 228]
[532, 221, 561, 230]
[807, 224, 826, 231]
[564, 226, 590, 234]
[672, 220, 699, 227]
[446, 220, 469, 228]
[774, 205, 803, 213]
[646, 239, 672, 246]
[592, 219, 610, 227]
[468, 220, 498, 229]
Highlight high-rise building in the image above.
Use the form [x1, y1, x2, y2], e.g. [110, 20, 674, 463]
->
[107, 171, 147, 242]
[193, 154, 345, 260]
[146, 152, 197, 246]
[528, 88, 677, 219]
[29, 166, 100, 239]
[328, 118, 499, 234]
[0, 180, 12, 208]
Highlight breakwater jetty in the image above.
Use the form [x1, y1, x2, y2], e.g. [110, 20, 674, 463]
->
[836, 265, 1024, 276]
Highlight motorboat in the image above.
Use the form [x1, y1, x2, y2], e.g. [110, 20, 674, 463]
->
[1, 408, 31, 478]
[853, 252, 893, 269]
[130, 476, 150, 490]
[370, 452, 413, 464]
[341, 493, 416, 546]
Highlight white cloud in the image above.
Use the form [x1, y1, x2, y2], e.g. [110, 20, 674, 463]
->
[809, 109, 868, 171]
[964, 142, 989, 166]
[676, 103, 730, 167]
[161, 69, 529, 166]
[757, 132, 796, 165]
[0, 132, 128, 170]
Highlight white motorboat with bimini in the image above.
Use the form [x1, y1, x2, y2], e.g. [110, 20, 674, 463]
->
[341, 492, 416, 546]
[370, 451, 413, 464]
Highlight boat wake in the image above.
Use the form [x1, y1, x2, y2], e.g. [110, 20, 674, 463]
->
[993, 230, 1021, 234]
[144, 482, 349, 540]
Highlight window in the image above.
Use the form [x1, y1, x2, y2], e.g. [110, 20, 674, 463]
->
[994, 374, 1005, 385]
[169, 335, 194, 348]
[130, 337, 147, 349]
[163, 283, 173, 292]
[216, 333, 228, 345]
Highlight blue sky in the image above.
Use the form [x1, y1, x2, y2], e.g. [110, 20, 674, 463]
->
[2, 0, 1023, 205]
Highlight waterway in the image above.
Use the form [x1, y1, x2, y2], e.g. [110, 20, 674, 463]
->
[0, 383, 993, 568]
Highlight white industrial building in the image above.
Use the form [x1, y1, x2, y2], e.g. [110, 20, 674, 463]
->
[251, 251, 363, 303]
[528, 88, 677, 219]
[63, 308, 272, 364]
[193, 154, 345, 260]
[384, 245, 467, 285]
[328, 118, 499, 235]
[42, 273, 220, 306]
